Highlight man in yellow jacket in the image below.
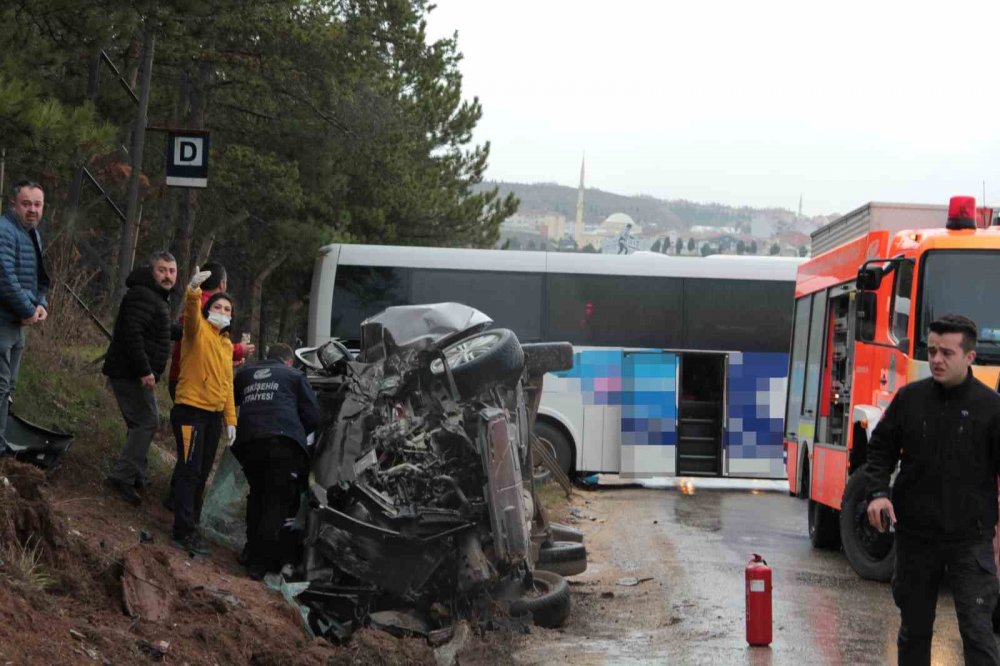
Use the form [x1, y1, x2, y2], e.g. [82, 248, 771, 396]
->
[169, 267, 237, 556]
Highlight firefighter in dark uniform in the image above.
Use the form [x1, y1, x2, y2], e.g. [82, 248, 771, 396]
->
[232, 343, 319, 578]
[865, 314, 1000, 666]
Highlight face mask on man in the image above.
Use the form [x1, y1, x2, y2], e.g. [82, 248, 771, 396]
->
[207, 312, 231, 329]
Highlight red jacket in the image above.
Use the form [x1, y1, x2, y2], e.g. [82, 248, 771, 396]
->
[168, 289, 245, 382]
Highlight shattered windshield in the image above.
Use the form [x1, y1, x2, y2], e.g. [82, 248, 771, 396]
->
[918, 250, 1000, 362]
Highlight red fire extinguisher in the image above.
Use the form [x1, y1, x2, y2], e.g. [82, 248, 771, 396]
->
[746, 553, 772, 646]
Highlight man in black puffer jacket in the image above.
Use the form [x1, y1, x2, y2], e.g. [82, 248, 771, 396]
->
[864, 314, 1000, 666]
[103, 252, 178, 505]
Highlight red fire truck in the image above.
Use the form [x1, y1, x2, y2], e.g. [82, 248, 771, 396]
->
[784, 196, 1000, 582]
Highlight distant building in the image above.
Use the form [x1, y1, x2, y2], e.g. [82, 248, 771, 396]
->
[750, 217, 777, 239]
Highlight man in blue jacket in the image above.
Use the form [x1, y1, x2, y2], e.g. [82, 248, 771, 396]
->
[232, 343, 319, 578]
[0, 181, 49, 456]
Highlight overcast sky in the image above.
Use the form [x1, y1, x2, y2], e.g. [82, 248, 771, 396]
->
[425, 1, 1000, 216]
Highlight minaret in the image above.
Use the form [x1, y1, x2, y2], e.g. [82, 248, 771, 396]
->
[574, 155, 585, 247]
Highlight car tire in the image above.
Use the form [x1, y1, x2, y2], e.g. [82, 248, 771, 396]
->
[522, 342, 574, 376]
[533, 420, 573, 478]
[536, 540, 587, 576]
[839, 472, 895, 582]
[808, 499, 841, 550]
[510, 570, 571, 628]
[549, 522, 584, 544]
[431, 328, 524, 397]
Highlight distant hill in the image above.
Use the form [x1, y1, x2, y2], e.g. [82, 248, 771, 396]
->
[476, 180, 832, 234]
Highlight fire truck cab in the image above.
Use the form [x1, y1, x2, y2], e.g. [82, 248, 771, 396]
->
[785, 196, 1000, 582]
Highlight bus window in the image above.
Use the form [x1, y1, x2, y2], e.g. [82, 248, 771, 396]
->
[545, 273, 683, 347]
[683, 279, 794, 352]
[785, 296, 810, 439]
[410, 269, 543, 342]
[331, 266, 410, 343]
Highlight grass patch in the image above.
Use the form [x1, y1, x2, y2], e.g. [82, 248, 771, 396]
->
[0, 535, 55, 595]
[13, 331, 176, 486]
[534, 479, 573, 524]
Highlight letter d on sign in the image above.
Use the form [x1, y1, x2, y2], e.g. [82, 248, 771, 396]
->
[175, 137, 203, 165]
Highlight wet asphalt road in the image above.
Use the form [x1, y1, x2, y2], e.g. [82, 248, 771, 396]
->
[515, 482, 980, 666]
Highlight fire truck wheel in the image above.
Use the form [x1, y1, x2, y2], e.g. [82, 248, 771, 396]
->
[808, 499, 841, 550]
[510, 570, 571, 628]
[839, 472, 895, 582]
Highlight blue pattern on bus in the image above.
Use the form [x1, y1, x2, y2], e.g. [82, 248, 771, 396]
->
[622, 352, 677, 446]
[553, 349, 788, 462]
[726, 352, 788, 460]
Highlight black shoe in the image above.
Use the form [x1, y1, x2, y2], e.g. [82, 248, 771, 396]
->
[104, 477, 142, 506]
[246, 562, 268, 581]
[171, 533, 211, 557]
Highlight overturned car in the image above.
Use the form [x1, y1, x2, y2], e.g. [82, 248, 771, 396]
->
[293, 303, 581, 640]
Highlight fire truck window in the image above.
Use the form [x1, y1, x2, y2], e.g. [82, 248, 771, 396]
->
[890, 262, 914, 344]
[785, 297, 811, 438]
[802, 291, 827, 423]
[918, 251, 1000, 362]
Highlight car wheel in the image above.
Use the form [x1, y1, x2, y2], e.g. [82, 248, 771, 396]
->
[839, 472, 894, 582]
[430, 328, 524, 397]
[509, 570, 571, 628]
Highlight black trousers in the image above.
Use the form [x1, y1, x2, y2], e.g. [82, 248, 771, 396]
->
[893, 532, 1000, 666]
[233, 436, 308, 571]
[170, 404, 223, 539]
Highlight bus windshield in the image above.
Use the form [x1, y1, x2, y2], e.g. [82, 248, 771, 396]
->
[918, 250, 1000, 362]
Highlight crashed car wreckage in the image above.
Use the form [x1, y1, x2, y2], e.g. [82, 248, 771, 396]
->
[290, 303, 579, 641]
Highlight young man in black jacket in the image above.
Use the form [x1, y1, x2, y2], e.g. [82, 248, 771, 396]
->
[103, 252, 177, 504]
[865, 314, 1000, 666]
[232, 343, 319, 578]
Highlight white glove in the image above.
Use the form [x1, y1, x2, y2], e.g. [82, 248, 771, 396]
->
[188, 265, 212, 291]
[226, 425, 237, 446]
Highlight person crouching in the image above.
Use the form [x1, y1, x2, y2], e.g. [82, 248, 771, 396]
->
[232, 343, 319, 579]
[170, 267, 237, 556]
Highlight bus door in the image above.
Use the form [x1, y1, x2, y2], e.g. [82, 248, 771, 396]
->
[619, 351, 679, 477]
[676, 352, 726, 476]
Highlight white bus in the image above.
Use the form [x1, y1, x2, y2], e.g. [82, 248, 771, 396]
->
[308, 244, 802, 479]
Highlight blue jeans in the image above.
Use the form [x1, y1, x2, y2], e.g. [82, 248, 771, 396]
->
[0, 321, 26, 449]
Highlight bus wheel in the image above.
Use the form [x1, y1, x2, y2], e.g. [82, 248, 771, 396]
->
[534, 420, 573, 478]
[839, 472, 895, 581]
[808, 499, 840, 549]
[431, 328, 524, 397]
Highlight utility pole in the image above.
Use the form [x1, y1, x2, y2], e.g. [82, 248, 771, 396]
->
[114, 25, 155, 305]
